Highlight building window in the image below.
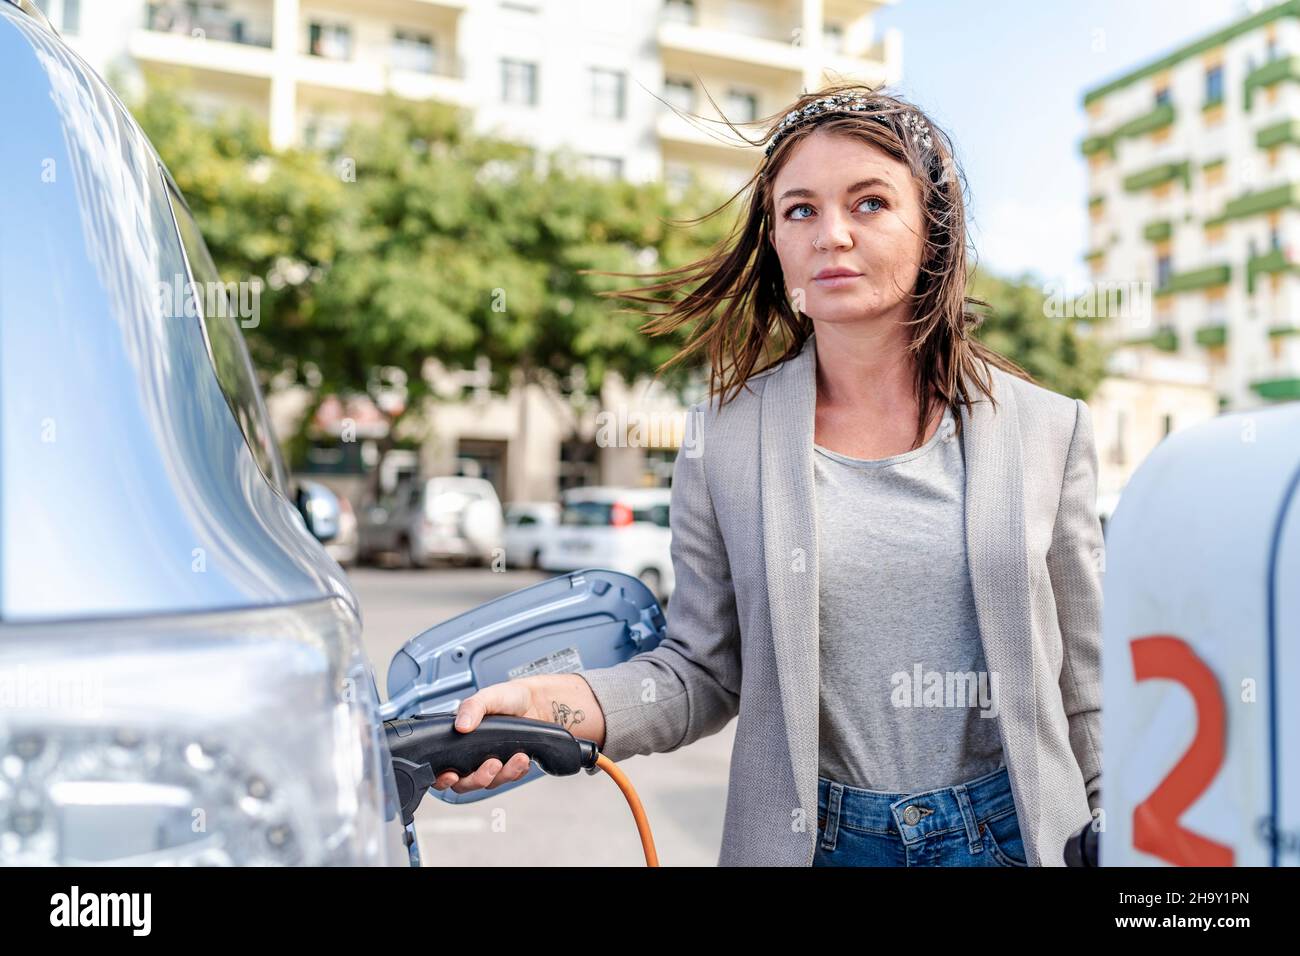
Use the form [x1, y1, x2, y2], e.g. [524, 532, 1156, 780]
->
[641, 449, 676, 488]
[1204, 65, 1223, 105]
[663, 76, 695, 112]
[582, 155, 623, 180]
[663, 0, 696, 25]
[1154, 86, 1171, 107]
[1156, 254, 1172, 288]
[501, 58, 538, 106]
[1271, 225, 1283, 251]
[724, 89, 759, 123]
[34, 0, 81, 34]
[590, 68, 627, 120]
[308, 22, 353, 60]
[392, 30, 436, 74]
[559, 440, 600, 492]
[665, 162, 694, 195]
[823, 22, 844, 53]
[1162, 413, 1174, 437]
[304, 116, 348, 151]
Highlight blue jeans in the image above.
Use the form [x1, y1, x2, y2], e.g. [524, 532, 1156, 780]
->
[813, 764, 1030, 867]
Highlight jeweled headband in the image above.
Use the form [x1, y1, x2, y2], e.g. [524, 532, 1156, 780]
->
[763, 93, 934, 159]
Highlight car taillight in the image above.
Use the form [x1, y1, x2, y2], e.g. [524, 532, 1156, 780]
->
[0, 599, 405, 866]
[610, 503, 634, 527]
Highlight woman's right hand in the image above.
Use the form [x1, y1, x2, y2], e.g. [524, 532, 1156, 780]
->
[432, 673, 606, 795]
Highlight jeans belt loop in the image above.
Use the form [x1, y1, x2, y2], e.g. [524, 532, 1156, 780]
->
[821, 782, 844, 851]
[953, 783, 983, 853]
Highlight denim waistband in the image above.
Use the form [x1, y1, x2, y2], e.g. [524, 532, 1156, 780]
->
[816, 764, 1017, 848]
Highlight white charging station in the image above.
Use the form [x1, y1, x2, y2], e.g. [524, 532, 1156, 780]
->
[1101, 401, 1300, 865]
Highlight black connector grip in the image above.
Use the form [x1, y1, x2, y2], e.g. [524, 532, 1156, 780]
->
[385, 714, 600, 825]
[1063, 818, 1100, 867]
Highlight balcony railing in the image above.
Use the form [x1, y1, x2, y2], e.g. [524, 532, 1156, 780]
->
[1247, 247, 1297, 294]
[1250, 376, 1300, 401]
[1194, 324, 1227, 348]
[145, 2, 272, 48]
[1154, 263, 1231, 298]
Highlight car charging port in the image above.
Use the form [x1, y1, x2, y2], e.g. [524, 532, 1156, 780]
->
[384, 714, 659, 865]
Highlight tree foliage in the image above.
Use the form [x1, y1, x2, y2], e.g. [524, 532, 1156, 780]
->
[133, 84, 1105, 436]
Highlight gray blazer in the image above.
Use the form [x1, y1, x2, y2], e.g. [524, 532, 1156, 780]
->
[579, 333, 1103, 866]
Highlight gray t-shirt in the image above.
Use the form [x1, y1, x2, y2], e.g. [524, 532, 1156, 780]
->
[813, 403, 1005, 793]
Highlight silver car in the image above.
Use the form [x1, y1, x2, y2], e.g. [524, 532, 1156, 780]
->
[0, 0, 663, 866]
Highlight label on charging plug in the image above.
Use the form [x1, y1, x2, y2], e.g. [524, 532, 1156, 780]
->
[508, 646, 584, 679]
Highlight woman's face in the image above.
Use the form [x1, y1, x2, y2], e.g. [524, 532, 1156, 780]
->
[768, 129, 926, 330]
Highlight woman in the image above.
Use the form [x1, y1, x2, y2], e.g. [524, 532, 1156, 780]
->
[438, 85, 1103, 867]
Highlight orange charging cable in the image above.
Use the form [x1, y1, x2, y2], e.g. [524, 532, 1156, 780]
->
[594, 753, 659, 867]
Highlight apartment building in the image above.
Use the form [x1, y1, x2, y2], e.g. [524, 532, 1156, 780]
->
[33, 0, 902, 504]
[1074, 1, 1300, 510]
[1081, 0, 1300, 415]
[44, 0, 901, 192]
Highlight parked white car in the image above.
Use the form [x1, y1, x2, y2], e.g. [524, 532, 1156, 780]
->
[503, 502, 560, 570]
[360, 476, 504, 568]
[540, 487, 674, 602]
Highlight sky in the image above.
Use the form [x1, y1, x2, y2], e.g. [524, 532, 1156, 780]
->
[874, 0, 1257, 294]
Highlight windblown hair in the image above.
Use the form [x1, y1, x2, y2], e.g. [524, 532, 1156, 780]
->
[600, 82, 1034, 450]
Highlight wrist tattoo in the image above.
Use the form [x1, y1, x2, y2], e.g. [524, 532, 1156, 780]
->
[551, 700, 586, 729]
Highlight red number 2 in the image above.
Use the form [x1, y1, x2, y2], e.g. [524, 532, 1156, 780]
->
[1129, 635, 1235, 866]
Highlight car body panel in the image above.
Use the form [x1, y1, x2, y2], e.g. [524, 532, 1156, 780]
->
[0, 7, 353, 622]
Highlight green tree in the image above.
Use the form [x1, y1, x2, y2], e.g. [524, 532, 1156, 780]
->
[968, 269, 1111, 400]
[133, 83, 1104, 447]
[133, 87, 732, 456]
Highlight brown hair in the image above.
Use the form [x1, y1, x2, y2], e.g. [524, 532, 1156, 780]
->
[598, 82, 1034, 450]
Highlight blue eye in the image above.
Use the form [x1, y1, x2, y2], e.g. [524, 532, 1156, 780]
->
[785, 204, 814, 220]
[858, 196, 885, 213]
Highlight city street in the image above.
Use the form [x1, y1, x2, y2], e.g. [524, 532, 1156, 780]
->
[348, 566, 735, 867]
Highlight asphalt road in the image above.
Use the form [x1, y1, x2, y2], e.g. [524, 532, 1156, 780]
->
[348, 566, 735, 867]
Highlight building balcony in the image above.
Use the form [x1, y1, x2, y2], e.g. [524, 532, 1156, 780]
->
[657, 11, 890, 81]
[295, 53, 470, 106]
[1207, 182, 1300, 226]
[656, 111, 755, 160]
[657, 19, 805, 75]
[1122, 159, 1189, 193]
[1247, 247, 1299, 294]
[1154, 263, 1231, 298]
[1194, 324, 1228, 348]
[1079, 102, 1175, 159]
[1250, 376, 1300, 400]
[1126, 326, 1179, 352]
[1256, 118, 1300, 149]
[1143, 219, 1172, 242]
[1244, 55, 1300, 111]
[133, 4, 275, 78]
[144, 2, 273, 47]
[1249, 332, 1300, 400]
